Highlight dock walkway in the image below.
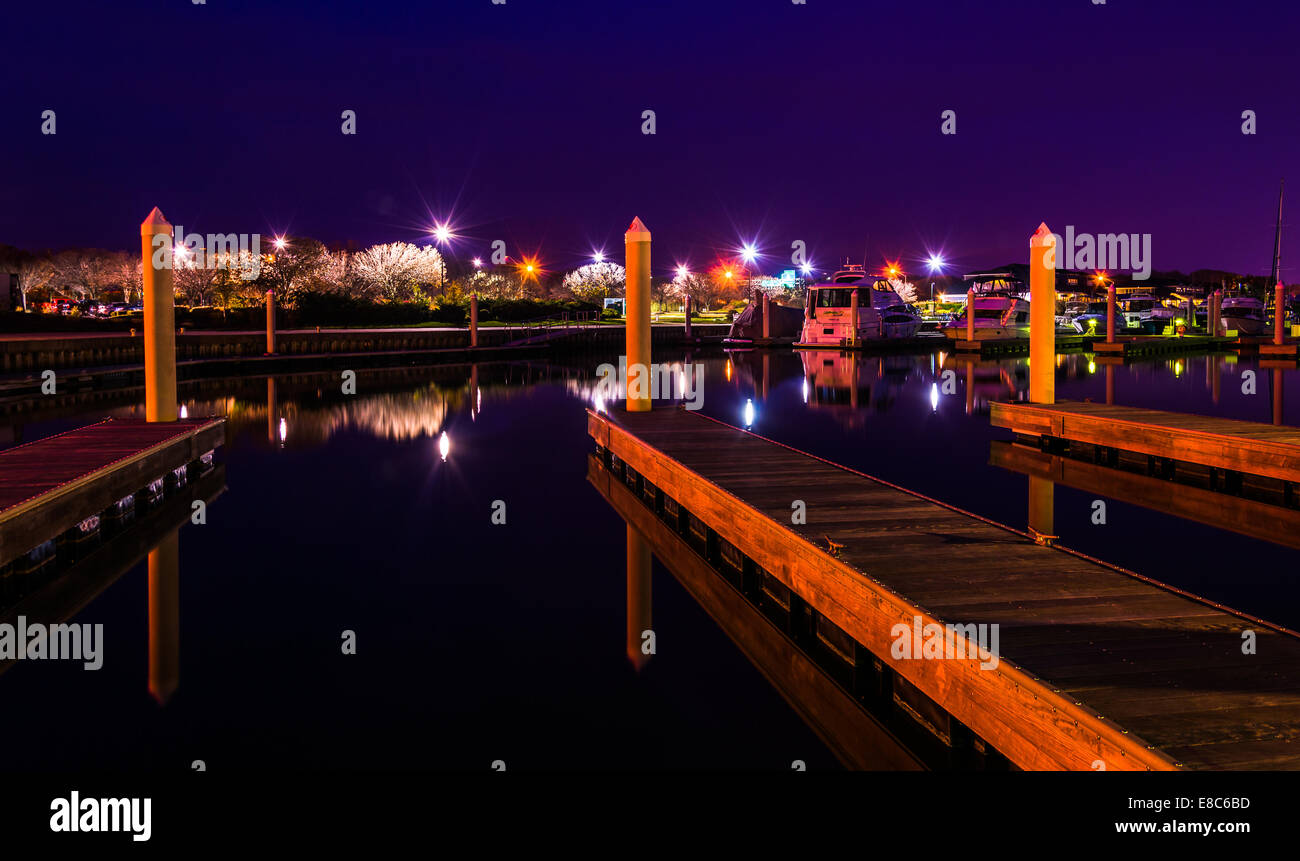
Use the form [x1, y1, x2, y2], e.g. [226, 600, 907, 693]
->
[0, 418, 225, 565]
[991, 400, 1300, 485]
[589, 407, 1300, 770]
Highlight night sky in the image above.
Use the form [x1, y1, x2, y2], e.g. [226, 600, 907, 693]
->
[3, 0, 1296, 278]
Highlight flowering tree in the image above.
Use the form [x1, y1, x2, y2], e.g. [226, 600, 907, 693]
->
[52, 249, 114, 301]
[888, 277, 919, 304]
[257, 237, 334, 306]
[459, 269, 526, 300]
[17, 257, 54, 310]
[352, 242, 446, 301]
[561, 261, 625, 301]
[665, 271, 719, 310]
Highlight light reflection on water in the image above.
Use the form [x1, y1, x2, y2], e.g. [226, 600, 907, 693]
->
[0, 351, 1296, 770]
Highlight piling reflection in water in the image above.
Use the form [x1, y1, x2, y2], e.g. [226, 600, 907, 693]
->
[148, 529, 180, 704]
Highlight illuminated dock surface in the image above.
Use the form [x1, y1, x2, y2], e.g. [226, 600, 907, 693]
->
[588, 407, 1300, 770]
[589, 453, 926, 770]
[991, 401, 1300, 485]
[0, 418, 225, 565]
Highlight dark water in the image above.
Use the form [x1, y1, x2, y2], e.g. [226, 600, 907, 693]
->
[0, 350, 1296, 770]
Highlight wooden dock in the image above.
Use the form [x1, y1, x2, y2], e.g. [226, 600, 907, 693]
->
[589, 455, 926, 770]
[0, 418, 225, 566]
[990, 440, 1300, 552]
[990, 400, 1300, 486]
[589, 406, 1300, 770]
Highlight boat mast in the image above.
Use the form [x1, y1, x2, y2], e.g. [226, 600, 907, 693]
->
[1270, 179, 1284, 289]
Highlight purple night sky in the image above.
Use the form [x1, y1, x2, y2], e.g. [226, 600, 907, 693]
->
[2, 0, 1296, 278]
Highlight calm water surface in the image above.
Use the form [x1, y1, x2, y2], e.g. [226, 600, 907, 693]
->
[1, 350, 1296, 770]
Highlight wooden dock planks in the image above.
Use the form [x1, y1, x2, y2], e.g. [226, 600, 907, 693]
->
[990, 400, 1300, 483]
[588, 407, 1300, 770]
[588, 454, 925, 771]
[0, 418, 225, 562]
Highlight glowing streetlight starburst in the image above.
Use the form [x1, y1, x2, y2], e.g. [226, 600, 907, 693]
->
[432, 223, 454, 245]
[592, 250, 605, 263]
[472, 258, 483, 268]
[273, 237, 287, 251]
[927, 254, 945, 272]
[740, 243, 758, 264]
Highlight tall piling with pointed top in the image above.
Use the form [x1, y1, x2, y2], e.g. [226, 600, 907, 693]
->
[965, 287, 975, 343]
[1029, 223, 1057, 404]
[624, 217, 652, 411]
[141, 208, 178, 422]
[683, 294, 692, 339]
[470, 294, 479, 347]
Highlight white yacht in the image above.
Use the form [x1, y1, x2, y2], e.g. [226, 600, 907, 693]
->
[1121, 295, 1176, 333]
[1219, 294, 1268, 335]
[797, 265, 923, 347]
[942, 273, 1031, 340]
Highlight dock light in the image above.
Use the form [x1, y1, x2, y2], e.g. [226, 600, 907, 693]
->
[743, 398, 755, 428]
[438, 431, 450, 461]
[1174, 360, 1184, 377]
[929, 382, 939, 412]
[1088, 360, 1096, 374]
[180, 404, 188, 419]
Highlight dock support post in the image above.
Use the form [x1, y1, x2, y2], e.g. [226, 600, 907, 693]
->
[141, 207, 177, 423]
[1106, 283, 1116, 344]
[470, 294, 479, 348]
[1029, 223, 1057, 405]
[626, 524, 652, 671]
[624, 217, 652, 412]
[965, 287, 975, 343]
[683, 294, 692, 340]
[265, 288, 276, 355]
[1105, 363, 1115, 405]
[1275, 282, 1286, 346]
[762, 291, 771, 342]
[148, 529, 180, 704]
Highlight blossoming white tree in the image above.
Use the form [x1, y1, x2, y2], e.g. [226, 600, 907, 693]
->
[352, 242, 446, 301]
[561, 261, 625, 301]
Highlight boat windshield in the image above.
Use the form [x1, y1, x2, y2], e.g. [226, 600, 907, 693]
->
[1085, 303, 1107, 314]
[815, 288, 856, 308]
[1127, 300, 1156, 311]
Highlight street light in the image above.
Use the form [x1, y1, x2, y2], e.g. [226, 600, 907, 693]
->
[592, 250, 604, 263]
[432, 223, 454, 245]
[273, 237, 287, 251]
[472, 258, 482, 269]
